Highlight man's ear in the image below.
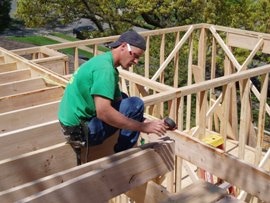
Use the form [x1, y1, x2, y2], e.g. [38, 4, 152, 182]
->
[119, 42, 127, 51]
[120, 42, 127, 48]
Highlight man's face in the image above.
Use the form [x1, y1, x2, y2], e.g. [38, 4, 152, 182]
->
[120, 43, 144, 69]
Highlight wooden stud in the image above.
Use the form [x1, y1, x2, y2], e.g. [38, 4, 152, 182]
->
[255, 73, 269, 165]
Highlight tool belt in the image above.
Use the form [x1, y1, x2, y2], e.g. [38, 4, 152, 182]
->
[60, 121, 89, 148]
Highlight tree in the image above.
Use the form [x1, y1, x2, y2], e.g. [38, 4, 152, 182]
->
[16, 0, 270, 35]
[0, 0, 12, 32]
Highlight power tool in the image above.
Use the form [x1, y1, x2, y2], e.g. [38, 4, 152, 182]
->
[164, 117, 176, 130]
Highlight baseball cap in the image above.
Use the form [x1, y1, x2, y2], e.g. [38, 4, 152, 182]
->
[108, 30, 146, 51]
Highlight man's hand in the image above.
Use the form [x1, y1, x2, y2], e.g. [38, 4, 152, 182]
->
[142, 119, 167, 137]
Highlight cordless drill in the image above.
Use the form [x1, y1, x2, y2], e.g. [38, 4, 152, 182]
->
[140, 117, 176, 145]
[164, 117, 177, 130]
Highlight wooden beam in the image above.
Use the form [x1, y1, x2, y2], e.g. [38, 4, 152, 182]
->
[0, 86, 63, 113]
[167, 131, 270, 202]
[0, 101, 59, 133]
[217, 195, 245, 203]
[144, 36, 150, 78]
[0, 62, 17, 73]
[0, 148, 142, 202]
[227, 32, 270, 54]
[18, 140, 175, 202]
[11, 47, 41, 56]
[119, 69, 173, 92]
[126, 181, 170, 203]
[0, 121, 64, 160]
[238, 38, 264, 72]
[160, 180, 228, 203]
[255, 73, 269, 164]
[142, 64, 270, 106]
[151, 25, 194, 81]
[127, 180, 243, 203]
[0, 69, 31, 84]
[0, 56, 5, 64]
[0, 48, 68, 87]
[0, 143, 76, 191]
[0, 77, 47, 97]
[238, 79, 250, 159]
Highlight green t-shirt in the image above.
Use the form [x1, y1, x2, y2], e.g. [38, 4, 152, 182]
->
[58, 51, 121, 126]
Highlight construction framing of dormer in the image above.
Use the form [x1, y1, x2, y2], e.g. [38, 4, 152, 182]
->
[0, 23, 269, 202]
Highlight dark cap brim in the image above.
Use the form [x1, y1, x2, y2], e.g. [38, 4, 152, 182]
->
[107, 41, 122, 48]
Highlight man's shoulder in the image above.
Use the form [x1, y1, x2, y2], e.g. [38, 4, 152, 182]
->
[91, 51, 113, 67]
[93, 51, 112, 61]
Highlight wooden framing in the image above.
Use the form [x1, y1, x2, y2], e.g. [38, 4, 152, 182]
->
[16, 140, 174, 203]
[0, 24, 269, 202]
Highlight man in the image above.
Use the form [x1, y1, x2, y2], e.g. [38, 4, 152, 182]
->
[58, 30, 168, 157]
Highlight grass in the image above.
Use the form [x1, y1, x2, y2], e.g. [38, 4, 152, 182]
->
[7, 35, 59, 46]
[7, 33, 110, 59]
[50, 32, 79, 41]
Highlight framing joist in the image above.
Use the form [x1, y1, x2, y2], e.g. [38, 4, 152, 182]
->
[127, 180, 245, 203]
[0, 77, 51, 97]
[0, 121, 64, 160]
[0, 101, 60, 133]
[0, 86, 64, 113]
[0, 142, 76, 192]
[0, 69, 31, 84]
[165, 131, 270, 202]
[0, 140, 174, 203]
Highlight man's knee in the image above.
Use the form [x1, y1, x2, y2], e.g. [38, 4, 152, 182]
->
[121, 96, 144, 112]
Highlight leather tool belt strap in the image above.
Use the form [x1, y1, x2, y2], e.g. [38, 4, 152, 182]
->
[60, 121, 89, 148]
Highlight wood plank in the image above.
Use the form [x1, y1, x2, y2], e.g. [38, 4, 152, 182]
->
[160, 180, 227, 203]
[0, 62, 17, 73]
[0, 56, 4, 64]
[227, 32, 270, 54]
[216, 195, 246, 203]
[0, 143, 76, 192]
[0, 48, 68, 87]
[0, 77, 48, 97]
[10, 47, 41, 56]
[0, 120, 64, 160]
[126, 181, 170, 203]
[0, 69, 31, 84]
[238, 79, 250, 159]
[0, 86, 64, 113]
[18, 140, 174, 203]
[0, 101, 59, 133]
[151, 26, 194, 81]
[142, 64, 270, 106]
[0, 121, 129, 167]
[0, 148, 141, 202]
[254, 73, 269, 164]
[119, 69, 173, 92]
[166, 131, 270, 202]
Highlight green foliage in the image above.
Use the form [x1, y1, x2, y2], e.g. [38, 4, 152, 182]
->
[0, 0, 11, 32]
[8, 35, 59, 46]
[15, 0, 270, 36]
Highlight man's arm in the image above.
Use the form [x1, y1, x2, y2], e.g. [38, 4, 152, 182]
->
[94, 96, 167, 136]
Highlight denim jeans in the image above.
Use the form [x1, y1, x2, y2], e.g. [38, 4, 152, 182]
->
[86, 95, 144, 152]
